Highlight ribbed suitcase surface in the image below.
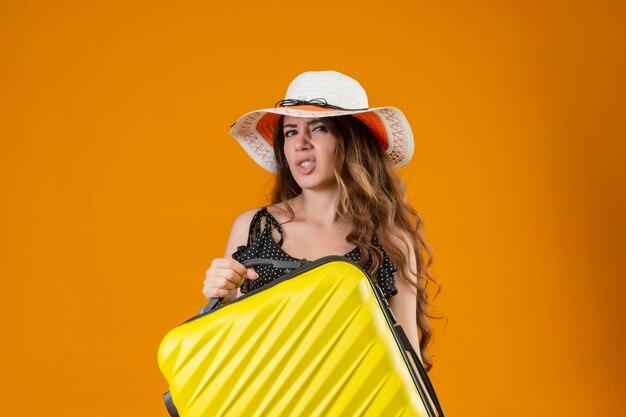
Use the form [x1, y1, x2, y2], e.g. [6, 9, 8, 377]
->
[158, 257, 432, 417]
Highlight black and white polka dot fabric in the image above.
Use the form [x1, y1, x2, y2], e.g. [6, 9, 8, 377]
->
[232, 207, 399, 299]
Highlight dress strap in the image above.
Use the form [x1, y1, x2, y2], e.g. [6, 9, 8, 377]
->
[247, 207, 284, 247]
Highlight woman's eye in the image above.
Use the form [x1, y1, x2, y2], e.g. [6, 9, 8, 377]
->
[284, 130, 297, 138]
[312, 125, 327, 132]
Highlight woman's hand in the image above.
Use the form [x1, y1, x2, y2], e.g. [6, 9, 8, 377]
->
[204, 208, 261, 303]
[202, 258, 259, 303]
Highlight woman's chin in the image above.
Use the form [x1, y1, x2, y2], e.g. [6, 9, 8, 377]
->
[294, 177, 338, 192]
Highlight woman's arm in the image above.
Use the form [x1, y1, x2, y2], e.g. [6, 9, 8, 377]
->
[202, 209, 259, 302]
[388, 233, 438, 412]
[389, 274, 422, 362]
[387, 233, 422, 361]
[223, 208, 258, 258]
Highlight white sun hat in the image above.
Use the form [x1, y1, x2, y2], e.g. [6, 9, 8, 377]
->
[229, 70, 414, 173]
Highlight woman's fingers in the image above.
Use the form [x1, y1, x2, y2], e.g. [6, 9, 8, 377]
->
[209, 268, 244, 287]
[203, 258, 255, 301]
[209, 258, 247, 279]
[206, 260, 246, 284]
[202, 286, 234, 300]
[205, 276, 239, 290]
[246, 267, 259, 280]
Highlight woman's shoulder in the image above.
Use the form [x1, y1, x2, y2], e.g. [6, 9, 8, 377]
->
[231, 204, 285, 231]
[232, 207, 263, 227]
[227, 205, 285, 258]
[265, 200, 298, 225]
[224, 207, 264, 257]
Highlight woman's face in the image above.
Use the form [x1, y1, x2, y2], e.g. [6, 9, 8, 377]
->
[282, 116, 339, 191]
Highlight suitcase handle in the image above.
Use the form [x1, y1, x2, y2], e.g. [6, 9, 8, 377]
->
[395, 325, 446, 417]
[163, 391, 179, 417]
[199, 258, 307, 315]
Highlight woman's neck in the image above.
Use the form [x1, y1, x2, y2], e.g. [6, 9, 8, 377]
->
[292, 187, 344, 227]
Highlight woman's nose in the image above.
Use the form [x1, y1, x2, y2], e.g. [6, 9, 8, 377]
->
[294, 130, 311, 151]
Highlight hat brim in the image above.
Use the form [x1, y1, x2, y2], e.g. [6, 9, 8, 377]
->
[229, 105, 414, 173]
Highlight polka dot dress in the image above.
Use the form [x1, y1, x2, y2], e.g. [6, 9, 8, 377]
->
[232, 207, 399, 299]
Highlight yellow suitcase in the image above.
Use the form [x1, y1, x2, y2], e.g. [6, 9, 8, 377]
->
[158, 256, 445, 417]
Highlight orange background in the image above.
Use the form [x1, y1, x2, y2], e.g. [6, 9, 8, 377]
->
[1, 1, 625, 415]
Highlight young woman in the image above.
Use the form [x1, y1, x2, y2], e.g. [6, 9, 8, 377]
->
[202, 70, 438, 371]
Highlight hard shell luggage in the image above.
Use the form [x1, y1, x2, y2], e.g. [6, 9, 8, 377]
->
[158, 256, 445, 417]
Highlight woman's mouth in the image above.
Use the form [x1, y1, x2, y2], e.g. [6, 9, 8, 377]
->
[295, 158, 316, 174]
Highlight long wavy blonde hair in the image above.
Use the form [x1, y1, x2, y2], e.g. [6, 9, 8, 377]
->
[270, 115, 440, 371]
